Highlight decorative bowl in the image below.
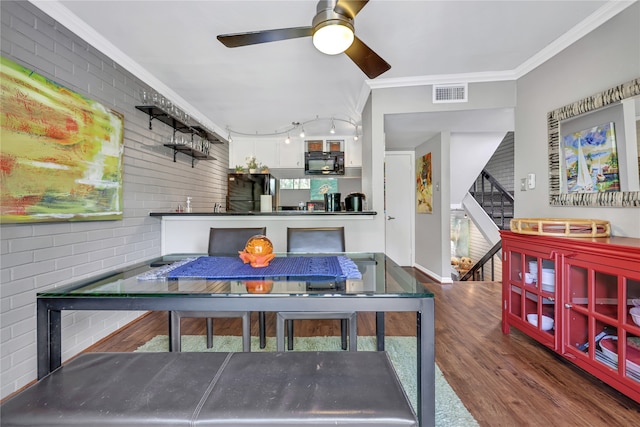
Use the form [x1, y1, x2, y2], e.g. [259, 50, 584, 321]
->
[245, 281, 273, 294]
[239, 235, 275, 267]
[526, 314, 554, 331]
[631, 306, 640, 327]
[244, 235, 273, 255]
[238, 251, 275, 268]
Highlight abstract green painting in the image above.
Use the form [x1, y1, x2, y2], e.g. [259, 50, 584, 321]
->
[1, 56, 124, 223]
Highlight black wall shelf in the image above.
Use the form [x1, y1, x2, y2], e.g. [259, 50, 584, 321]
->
[136, 105, 224, 167]
[136, 105, 192, 133]
[164, 144, 216, 168]
[135, 105, 223, 144]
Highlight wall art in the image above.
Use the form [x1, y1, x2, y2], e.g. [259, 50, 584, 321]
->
[548, 78, 639, 207]
[416, 152, 432, 213]
[563, 122, 619, 193]
[310, 178, 338, 201]
[1, 56, 124, 223]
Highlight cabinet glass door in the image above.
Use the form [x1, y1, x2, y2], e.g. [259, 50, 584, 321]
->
[622, 278, 640, 386]
[566, 262, 640, 388]
[505, 247, 556, 344]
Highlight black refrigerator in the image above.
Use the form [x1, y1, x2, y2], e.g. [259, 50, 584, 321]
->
[226, 173, 276, 212]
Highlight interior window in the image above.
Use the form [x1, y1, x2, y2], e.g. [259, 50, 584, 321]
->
[279, 179, 310, 190]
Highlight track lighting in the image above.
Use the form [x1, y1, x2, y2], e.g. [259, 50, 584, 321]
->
[226, 116, 358, 140]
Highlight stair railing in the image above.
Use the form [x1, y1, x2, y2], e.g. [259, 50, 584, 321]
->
[469, 170, 514, 230]
[460, 240, 502, 281]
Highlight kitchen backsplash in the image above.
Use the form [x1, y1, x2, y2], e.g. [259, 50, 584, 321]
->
[274, 170, 362, 208]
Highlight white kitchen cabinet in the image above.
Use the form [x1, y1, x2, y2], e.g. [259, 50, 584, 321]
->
[229, 139, 253, 169]
[253, 139, 279, 169]
[229, 139, 278, 170]
[231, 135, 360, 169]
[279, 141, 304, 168]
[344, 138, 362, 167]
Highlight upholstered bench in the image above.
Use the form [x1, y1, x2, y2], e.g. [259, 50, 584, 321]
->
[1, 351, 417, 426]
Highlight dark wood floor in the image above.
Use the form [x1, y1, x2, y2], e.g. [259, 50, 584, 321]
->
[87, 269, 640, 426]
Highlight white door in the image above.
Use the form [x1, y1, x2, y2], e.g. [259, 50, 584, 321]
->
[384, 152, 414, 266]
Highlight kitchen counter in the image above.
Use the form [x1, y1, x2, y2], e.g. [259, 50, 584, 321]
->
[150, 211, 381, 254]
[150, 211, 376, 217]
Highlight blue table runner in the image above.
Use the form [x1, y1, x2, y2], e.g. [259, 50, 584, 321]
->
[141, 256, 362, 280]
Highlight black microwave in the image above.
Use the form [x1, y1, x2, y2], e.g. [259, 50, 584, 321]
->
[305, 151, 345, 175]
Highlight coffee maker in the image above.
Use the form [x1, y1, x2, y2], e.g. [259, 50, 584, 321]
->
[344, 193, 366, 211]
[324, 193, 341, 212]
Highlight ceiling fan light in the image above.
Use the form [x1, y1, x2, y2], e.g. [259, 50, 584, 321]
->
[313, 22, 354, 55]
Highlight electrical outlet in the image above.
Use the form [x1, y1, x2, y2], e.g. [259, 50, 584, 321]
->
[520, 178, 527, 191]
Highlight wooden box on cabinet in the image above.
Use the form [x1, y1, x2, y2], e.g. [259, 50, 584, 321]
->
[500, 231, 640, 402]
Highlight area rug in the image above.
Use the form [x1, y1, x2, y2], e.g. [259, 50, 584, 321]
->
[136, 335, 478, 426]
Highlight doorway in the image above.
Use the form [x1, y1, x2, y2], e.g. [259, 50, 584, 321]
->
[384, 152, 414, 266]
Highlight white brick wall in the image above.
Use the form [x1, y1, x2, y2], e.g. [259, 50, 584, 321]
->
[0, 1, 229, 398]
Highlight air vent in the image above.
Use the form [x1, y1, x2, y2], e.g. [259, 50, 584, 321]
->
[433, 83, 468, 103]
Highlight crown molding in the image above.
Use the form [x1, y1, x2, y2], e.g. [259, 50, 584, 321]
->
[514, 0, 636, 78]
[28, 0, 227, 140]
[30, 0, 633, 131]
[355, 70, 517, 113]
[357, 0, 634, 114]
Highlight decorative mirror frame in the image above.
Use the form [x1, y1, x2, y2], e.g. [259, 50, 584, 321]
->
[547, 78, 640, 207]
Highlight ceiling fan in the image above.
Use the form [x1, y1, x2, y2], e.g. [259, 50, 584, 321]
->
[217, 0, 391, 79]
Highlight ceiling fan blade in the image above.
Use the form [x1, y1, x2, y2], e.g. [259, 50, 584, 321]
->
[334, 0, 369, 19]
[218, 26, 313, 48]
[344, 36, 391, 79]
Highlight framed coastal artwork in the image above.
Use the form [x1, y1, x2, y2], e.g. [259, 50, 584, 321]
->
[562, 122, 620, 193]
[310, 178, 338, 200]
[548, 78, 639, 207]
[0, 56, 125, 223]
[416, 152, 432, 213]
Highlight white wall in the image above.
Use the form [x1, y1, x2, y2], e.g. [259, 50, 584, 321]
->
[514, 3, 640, 237]
[449, 132, 505, 205]
[367, 81, 517, 280]
[0, 1, 229, 398]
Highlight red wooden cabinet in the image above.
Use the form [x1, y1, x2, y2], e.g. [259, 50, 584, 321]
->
[501, 231, 640, 402]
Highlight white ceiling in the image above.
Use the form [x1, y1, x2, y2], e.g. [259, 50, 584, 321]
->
[35, 0, 629, 149]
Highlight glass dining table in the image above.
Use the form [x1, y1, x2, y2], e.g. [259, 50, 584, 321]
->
[37, 252, 435, 426]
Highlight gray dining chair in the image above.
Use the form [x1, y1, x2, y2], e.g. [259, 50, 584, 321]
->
[278, 227, 357, 351]
[171, 227, 267, 352]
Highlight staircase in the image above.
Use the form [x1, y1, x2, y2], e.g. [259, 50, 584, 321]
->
[469, 170, 514, 230]
[459, 170, 513, 281]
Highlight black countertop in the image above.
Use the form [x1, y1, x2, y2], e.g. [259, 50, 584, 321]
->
[150, 211, 377, 217]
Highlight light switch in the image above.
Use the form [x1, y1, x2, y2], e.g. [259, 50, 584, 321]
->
[527, 173, 536, 189]
[520, 178, 527, 191]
